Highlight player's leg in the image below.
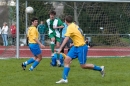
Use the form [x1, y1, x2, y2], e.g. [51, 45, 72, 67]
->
[50, 53, 57, 66]
[29, 44, 42, 71]
[55, 37, 62, 65]
[2, 34, 6, 46]
[60, 38, 65, 53]
[22, 44, 42, 71]
[42, 34, 45, 45]
[56, 46, 76, 84]
[59, 54, 64, 67]
[78, 45, 105, 77]
[49, 34, 56, 56]
[29, 54, 42, 71]
[66, 38, 73, 52]
[4, 34, 8, 46]
[39, 34, 42, 43]
[21, 44, 37, 70]
[22, 57, 35, 70]
[55, 37, 60, 48]
[56, 56, 71, 83]
[41, 34, 45, 45]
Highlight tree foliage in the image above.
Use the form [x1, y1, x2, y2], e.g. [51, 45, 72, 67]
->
[64, 2, 130, 46]
[19, 1, 52, 34]
[17, 1, 130, 46]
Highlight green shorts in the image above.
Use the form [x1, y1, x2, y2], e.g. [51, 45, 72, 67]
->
[49, 33, 61, 42]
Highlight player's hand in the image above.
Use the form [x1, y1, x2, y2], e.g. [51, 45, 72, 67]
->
[57, 48, 61, 54]
[70, 43, 74, 47]
[40, 44, 45, 49]
[53, 26, 58, 29]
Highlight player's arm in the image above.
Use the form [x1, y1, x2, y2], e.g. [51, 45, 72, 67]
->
[70, 43, 74, 47]
[53, 25, 64, 29]
[31, 29, 45, 48]
[53, 19, 64, 29]
[37, 25, 40, 31]
[34, 38, 45, 48]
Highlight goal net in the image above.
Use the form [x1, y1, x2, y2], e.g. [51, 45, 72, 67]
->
[0, 0, 130, 58]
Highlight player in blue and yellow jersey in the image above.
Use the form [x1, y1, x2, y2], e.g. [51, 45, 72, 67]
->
[21, 17, 45, 71]
[60, 19, 73, 53]
[50, 52, 67, 67]
[56, 15, 105, 83]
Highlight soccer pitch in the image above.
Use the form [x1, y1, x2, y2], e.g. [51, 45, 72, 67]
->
[0, 57, 130, 86]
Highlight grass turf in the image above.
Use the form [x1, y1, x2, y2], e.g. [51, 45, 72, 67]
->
[0, 57, 130, 86]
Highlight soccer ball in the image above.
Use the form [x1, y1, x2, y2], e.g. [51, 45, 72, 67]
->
[25, 6, 34, 14]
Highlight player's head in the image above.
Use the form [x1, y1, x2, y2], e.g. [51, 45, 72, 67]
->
[49, 10, 56, 20]
[73, 21, 76, 24]
[86, 37, 88, 41]
[40, 21, 44, 24]
[12, 23, 15, 26]
[3, 22, 7, 26]
[31, 17, 38, 27]
[65, 15, 73, 24]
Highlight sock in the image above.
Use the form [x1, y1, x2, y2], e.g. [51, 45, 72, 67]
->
[93, 65, 102, 71]
[30, 61, 39, 70]
[62, 67, 70, 80]
[23, 58, 35, 66]
[50, 41, 55, 53]
[59, 54, 64, 66]
[51, 56, 57, 66]
[56, 53, 60, 59]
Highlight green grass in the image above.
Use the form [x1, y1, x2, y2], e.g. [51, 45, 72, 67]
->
[0, 57, 130, 86]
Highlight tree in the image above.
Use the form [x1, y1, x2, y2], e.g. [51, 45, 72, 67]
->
[63, 2, 85, 25]
[19, 1, 52, 34]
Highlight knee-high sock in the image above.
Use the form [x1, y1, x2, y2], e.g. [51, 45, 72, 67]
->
[56, 53, 60, 59]
[93, 65, 102, 71]
[59, 54, 64, 66]
[30, 60, 39, 70]
[62, 67, 70, 80]
[23, 58, 35, 66]
[50, 41, 55, 53]
[51, 56, 57, 66]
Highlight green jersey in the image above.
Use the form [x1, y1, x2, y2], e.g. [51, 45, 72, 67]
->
[46, 18, 63, 38]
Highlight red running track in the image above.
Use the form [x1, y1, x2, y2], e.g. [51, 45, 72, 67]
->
[0, 46, 130, 58]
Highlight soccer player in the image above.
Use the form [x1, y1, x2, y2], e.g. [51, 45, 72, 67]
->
[56, 15, 105, 84]
[45, 10, 64, 56]
[37, 21, 46, 45]
[50, 52, 67, 67]
[21, 17, 45, 71]
[60, 20, 73, 53]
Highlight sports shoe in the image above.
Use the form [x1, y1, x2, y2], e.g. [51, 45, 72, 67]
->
[29, 66, 33, 71]
[50, 62, 56, 67]
[21, 63, 26, 70]
[56, 79, 68, 84]
[100, 66, 105, 77]
[29, 68, 33, 71]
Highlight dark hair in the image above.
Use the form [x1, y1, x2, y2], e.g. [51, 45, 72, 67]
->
[73, 21, 76, 23]
[65, 15, 73, 23]
[49, 10, 56, 15]
[31, 17, 38, 23]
